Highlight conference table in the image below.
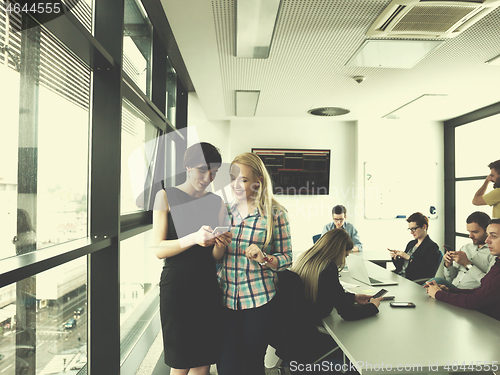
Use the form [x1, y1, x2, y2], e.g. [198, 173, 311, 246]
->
[322, 259, 500, 374]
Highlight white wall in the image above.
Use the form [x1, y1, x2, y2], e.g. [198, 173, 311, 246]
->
[356, 119, 445, 253]
[187, 93, 231, 162]
[187, 95, 445, 260]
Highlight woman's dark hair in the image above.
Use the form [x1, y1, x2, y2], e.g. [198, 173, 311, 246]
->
[406, 212, 429, 229]
[183, 142, 222, 169]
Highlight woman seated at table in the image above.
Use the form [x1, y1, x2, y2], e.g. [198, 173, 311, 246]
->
[292, 228, 382, 324]
[273, 229, 381, 372]
[388, 212, 441, 281]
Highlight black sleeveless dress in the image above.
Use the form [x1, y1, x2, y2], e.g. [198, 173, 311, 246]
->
[159, 187, 224, 369]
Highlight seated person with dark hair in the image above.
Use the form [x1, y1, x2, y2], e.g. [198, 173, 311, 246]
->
[426, 219, 500, 321]
[321, 205, 362, 252]
[427, 211, 495, 290]
[388, 212, 442, 281]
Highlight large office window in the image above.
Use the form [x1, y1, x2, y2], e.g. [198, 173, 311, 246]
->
[0, 10, 90, 258]
[445, 108, 500, 248]
[0, 0, 189, 374]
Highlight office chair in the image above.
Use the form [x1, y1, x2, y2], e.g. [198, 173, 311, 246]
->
[312, 234, 321, 243]
[268, 270, 346, 374]
[413, 253, 445, 285]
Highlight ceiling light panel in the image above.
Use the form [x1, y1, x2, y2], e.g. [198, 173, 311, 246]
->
[236, 0, 281, 58]
[346, 39, 443, 69]
[236, 91, 260, 116]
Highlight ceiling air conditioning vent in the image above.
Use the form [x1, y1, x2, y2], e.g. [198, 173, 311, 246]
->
[367, 0, 500, 38]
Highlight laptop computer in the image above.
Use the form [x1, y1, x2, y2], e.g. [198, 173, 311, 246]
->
[347, 255, 398, 286]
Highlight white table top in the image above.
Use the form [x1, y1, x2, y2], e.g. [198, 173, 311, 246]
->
[352, 249, 392, 262]
[323, 260, 500, 374]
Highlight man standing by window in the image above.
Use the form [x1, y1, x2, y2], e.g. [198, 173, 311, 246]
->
[473, 159, 500, 218]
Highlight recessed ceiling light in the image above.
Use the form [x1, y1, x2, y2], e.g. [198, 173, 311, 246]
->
[346, 39, 443, 69]
[308, 107, 350, 116]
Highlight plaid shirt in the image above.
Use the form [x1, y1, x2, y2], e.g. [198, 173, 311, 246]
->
[218, 203, 293, 310]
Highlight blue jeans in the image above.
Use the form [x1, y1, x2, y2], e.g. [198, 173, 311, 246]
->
[217, 298, 276, 375]
[427, 277, 458, 290]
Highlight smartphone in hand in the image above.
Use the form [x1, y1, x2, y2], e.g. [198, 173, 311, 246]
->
[372, 289, 388, 299]
[443, 245, 454, 253]
[212, 226, 230, 236]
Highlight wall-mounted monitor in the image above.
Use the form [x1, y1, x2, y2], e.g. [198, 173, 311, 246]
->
[252, 148, 330, 195]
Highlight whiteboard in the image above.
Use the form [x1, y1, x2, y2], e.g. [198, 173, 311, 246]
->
[364, 161, 438, 219]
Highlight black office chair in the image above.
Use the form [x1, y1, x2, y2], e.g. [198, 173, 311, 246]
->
[269, 270, 346, 374]
[312, 234, 321, 243]
[413, 252, 445, 285]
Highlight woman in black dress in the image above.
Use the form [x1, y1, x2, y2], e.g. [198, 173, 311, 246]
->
[152, 142, 231, 375]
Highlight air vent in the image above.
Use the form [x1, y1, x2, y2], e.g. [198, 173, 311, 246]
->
[308, 107, 350, 116]
[367, 0, 500, 38]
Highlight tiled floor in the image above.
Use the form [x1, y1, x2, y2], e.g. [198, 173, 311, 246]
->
[138, 332, 282, 375]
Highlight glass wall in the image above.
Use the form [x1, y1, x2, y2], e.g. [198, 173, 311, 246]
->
[0, 0, 188, 374]
[0, 257, 87, 375]
[448, 111, 500, 247]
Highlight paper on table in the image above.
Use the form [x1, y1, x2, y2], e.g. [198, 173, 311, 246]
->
[340, 281, 360, 288]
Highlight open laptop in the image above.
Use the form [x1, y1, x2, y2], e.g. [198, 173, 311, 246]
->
[347, 255, 398, 286]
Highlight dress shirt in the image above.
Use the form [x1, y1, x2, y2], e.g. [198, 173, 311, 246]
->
[218, 204, 292, 310]
[321, 221, 363, 251]
[436, 257, 500, 321]
[444, 243, 495, 289]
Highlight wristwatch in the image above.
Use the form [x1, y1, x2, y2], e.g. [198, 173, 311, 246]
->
[465, 264, 473, 271]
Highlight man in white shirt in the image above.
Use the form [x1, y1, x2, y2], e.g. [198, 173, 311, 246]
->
[429, 211, 495, 290]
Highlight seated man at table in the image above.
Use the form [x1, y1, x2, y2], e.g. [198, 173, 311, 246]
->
[430, 211, 495, 290]
[426, 219, 500, 321]
[321, 205, 362, 252]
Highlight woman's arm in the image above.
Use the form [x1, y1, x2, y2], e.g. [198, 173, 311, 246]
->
[152, 190, 215, 259]
[316, 265, 378, 321]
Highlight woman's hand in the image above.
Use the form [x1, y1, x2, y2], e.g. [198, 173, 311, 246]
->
[214, 231, 232, 247]
[193, 226, 216, 247]
[245, 244, 266, 263]
[354, 294, 372, 305]
[388, 248, 409, 260]
[368, 297, 383, 308]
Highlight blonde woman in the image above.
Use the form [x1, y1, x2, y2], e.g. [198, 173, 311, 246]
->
[215, 152, 292, 375]
[292, 229, 381, 323]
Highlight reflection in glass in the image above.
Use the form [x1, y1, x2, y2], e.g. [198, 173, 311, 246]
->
[455, 180, 491, 234]
[0, 15, 90, 260]
[455, 114, 500, 178]
[121, 101, 159, 214]
[166, 57, 177, 126]
[120, 230, 161, 363]
[0, 257, 87, 375]
[123, 0, 152, 97]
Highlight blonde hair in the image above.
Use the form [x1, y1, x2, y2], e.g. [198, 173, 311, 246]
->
[231, 152, 286, 249]
[291, 229, 353, 303]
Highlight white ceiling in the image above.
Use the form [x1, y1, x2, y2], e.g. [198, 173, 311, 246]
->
[160, 0, 500, 122]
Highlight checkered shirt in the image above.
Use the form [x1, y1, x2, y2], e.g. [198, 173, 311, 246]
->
[218, 203, 293, 310]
